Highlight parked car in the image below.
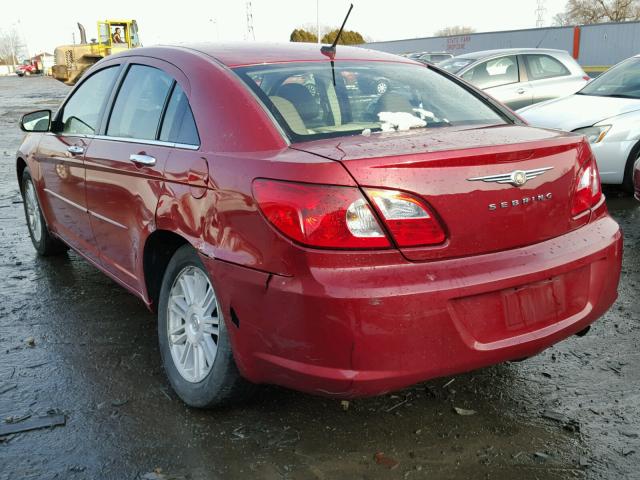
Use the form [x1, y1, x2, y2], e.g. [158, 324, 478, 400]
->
[16, 61, 40, 77]
[405, 51, 453, 65]
[518, 55, 640, 192]
[438, 48, 590, 110]
[17, 43, 621, 408]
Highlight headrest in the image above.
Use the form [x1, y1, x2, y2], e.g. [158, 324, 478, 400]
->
[276, 83, 319, 122]
[376, 92, 414, 114]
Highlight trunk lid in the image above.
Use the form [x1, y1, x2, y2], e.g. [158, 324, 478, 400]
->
[292, 125, 590, 261]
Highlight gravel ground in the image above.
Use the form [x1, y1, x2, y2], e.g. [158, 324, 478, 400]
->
[0, 76, 639, 480]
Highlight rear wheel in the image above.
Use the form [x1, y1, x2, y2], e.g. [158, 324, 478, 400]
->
[157, 245, 254, 407]
[21, 169, 68, 256]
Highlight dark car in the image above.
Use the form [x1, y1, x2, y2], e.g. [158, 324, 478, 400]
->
[16, 43, 621, 408]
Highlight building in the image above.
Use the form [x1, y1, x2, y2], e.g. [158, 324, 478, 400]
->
[364, 21, 640, 74]
[31, 52, 55, 75]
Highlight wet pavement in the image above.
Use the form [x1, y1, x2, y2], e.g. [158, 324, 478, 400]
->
[0, 76, 639, 479]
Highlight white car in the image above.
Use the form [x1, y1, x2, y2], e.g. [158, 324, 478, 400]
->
[518, 55, 640, 191]
[438, 48, 589, 110]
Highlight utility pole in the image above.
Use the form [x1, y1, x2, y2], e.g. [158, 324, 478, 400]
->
[317, 0, 320, 43]
[535, 0, 546, 27]
[245, 1, 255, 41]
[7, 30, 16, 72]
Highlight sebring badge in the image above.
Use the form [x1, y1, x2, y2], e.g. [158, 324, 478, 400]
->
[467, 167, 553, 187]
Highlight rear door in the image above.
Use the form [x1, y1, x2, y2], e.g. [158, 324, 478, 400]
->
[83, 60, 183, 291]
[523, 53, 576, 104]
[36, 65, 120, 259]
[462, 55, 533, 110]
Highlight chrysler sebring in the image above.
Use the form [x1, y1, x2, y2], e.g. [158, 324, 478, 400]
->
[16, 43, 622, 407]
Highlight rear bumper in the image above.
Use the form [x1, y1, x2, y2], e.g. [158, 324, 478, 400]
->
[204, 214, 622, 398]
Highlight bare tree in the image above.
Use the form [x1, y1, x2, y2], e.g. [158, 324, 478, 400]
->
[434, 26, 476, 37]
[0, 28, 26, 71]
[553, 0, 640, 25]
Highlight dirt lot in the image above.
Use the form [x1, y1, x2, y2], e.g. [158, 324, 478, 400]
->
[0, 76, 639, 480]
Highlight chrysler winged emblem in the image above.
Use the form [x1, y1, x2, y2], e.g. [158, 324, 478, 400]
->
[467, 167, 553, 187]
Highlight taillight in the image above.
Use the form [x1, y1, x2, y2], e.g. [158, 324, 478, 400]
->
[365, 188, 446, 247]
[571, 156, 602, 216]
[252, 179, 390, 248]
[253, 180, 448, 249]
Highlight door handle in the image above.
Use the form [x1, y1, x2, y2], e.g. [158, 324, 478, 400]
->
[516, 87, 526, 95]
[129, 154, 156, 166]
[67, 145, 84, 155]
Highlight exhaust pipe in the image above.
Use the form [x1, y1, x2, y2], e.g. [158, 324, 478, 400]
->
[77, 23, 87, 44]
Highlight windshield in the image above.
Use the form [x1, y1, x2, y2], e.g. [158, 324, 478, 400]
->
[437, 57, 475, 74]
[234, 61, 507, 142]
[579, 57, 640, 99]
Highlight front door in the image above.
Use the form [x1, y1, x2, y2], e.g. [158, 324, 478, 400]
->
[36, 65, 120, 259]
[462, 55, 533, 110]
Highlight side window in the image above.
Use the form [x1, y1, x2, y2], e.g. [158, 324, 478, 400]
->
[60, 66, 119, 135]
[462, 55, 519, 89]
[107, 65, 173, 140]
[159, 85, 200, 146]
[525, 54, 571, 81]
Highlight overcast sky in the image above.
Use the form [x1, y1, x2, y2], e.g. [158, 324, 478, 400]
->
[2, 0, 568, 56]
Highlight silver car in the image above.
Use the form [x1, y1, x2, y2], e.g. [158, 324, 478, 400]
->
[405, 51, 454, 65]
[438, 48, 590, 110]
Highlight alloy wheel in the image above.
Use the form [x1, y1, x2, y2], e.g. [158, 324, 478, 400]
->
[24, 180, 42, 243]
[167, 266, 220, 383]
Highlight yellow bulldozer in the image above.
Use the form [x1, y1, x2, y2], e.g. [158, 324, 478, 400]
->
[52, 20, 141, 85]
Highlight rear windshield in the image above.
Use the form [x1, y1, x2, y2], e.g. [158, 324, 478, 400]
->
[234, 61, 507, 142]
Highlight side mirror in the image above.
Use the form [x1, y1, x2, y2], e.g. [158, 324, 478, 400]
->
[20, 110, 51, 133]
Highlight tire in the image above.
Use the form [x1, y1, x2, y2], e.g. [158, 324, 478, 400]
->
[376, 80, 389, 95]
[21, 169, 68, 256]
[622, 145, 640, 194]
[157, 245, 254, 408]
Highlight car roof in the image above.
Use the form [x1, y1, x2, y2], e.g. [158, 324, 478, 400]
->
[454, 48, 569, 60]
[157, 42, 414, 68]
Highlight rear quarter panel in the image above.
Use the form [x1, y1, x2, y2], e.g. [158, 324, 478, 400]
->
[152, 49, 356, 275]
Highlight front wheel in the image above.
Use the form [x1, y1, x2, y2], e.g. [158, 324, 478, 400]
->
[622, 148, 640, 194]
[157, 245, 254, 408]
[21, 169, 68, 256]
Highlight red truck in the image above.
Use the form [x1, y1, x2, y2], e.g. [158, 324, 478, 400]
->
[16, 60, 41, 77]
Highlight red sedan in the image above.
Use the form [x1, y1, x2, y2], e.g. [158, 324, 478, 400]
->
[16, 43, 622, 407]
